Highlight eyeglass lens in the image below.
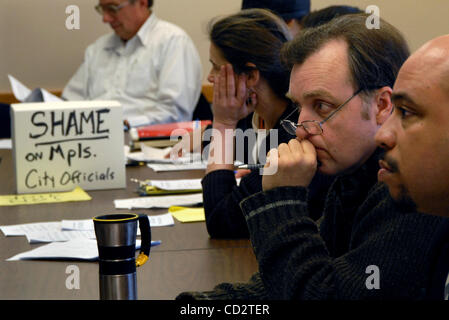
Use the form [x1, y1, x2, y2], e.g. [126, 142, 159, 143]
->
[95, 2, 126, 15]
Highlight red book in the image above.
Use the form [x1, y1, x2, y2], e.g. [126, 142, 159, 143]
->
[130, 120, 212, 141]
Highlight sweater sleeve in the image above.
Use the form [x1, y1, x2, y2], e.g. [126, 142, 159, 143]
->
[176, 272, 268, 300]
[202, 169, 263, 238]
[240, 184, 443, 300]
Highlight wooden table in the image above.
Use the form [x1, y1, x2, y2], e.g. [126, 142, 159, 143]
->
[0, 149, 258, 300]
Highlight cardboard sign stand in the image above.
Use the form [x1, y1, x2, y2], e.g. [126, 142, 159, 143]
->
[11, 100, 126, 194]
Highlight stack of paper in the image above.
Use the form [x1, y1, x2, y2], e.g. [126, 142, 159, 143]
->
[150, 179, 202, 191]
[1, 213, 171, 261]
[0, 213, 173, 244]
[133, 178, 203, 196]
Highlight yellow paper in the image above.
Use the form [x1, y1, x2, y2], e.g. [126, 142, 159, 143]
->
[169, 206, 205, 223]
[0, 186, 92, 206]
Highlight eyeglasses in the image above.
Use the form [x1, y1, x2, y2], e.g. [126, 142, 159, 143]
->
[95, 1, 131, 15]
[281, 88, 365, 136]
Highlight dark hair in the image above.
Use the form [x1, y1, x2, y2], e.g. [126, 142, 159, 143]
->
[241, 0, 310, 22]
[301, 5, 362, 28]
[281, 13, 410, 94]
[209, 8, 292, 99]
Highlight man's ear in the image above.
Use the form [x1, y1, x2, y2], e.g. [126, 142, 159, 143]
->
[375, 86, 393, 125]
[245, 62, 260, 88]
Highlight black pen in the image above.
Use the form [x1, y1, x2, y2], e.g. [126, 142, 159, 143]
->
[236, 164, 265, 169]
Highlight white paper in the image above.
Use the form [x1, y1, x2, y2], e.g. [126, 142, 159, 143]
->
[41, 88, 63, 102]
[148, 212, 175, 227]
[114, 193, 203, 209]
[147, 162, 207, 172]
[0, 139, 12, 149]
[7, 239, 162, 262]
[127, 151, 174, 164]
[8, 74, 62, 103]
[61, 219, 94, 231]
[127, 145, 203, 165]
[126, 145, 172, 163]
[8, 74, 31, 102]
[61, 213, 175, 231]
[141, 145, 172, 160]
[6, 239, 146, 261]
[26, 230, 96, 243]
[0, 221, 62, 236]
[8, 238, 100, 261]
[150, 179, 202, 191]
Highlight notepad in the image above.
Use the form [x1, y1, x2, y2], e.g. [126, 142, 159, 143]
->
[0, 186, 91, 206]
[169, 206, 205, 223]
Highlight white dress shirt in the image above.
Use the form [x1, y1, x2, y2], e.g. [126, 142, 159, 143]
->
[62, 13, 202, 127]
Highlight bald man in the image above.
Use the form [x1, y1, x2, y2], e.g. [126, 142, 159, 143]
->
[375, 34, 449, 300]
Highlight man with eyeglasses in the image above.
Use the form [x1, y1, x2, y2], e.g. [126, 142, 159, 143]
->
[63, 0, 202, 128]
[178, 14, 442, 300]
[375, 34, 449, 300]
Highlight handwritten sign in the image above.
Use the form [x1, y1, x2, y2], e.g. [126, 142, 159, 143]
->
[11, 101, 126, 193]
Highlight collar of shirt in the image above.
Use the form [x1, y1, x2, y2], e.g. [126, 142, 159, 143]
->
[103, 12, 158, 54]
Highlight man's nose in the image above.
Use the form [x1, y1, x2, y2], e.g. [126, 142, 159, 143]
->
[375, 117, 396, 150]
[102, 11, 114, 23]
[295, 109, 313, 140]
[295, 124, 310, 140]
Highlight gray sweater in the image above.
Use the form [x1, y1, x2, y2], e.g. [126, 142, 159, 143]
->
[177, 151, 443, 300]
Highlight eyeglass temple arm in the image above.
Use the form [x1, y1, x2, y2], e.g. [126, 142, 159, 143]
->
[320, 87, 365, 124]
[282, 105, 300, 122]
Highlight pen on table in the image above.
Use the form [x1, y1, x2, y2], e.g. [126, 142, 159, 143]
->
[151, 240, 162, 247]
[236, 163, 265, 170]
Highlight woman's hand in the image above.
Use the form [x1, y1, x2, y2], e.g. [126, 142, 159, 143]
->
[212, 64, 257, 128]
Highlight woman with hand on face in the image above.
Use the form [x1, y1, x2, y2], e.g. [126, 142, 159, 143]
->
[199, 9, 332, 238]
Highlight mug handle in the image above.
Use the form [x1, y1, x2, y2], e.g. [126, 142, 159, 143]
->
[136, 214, 151, 267]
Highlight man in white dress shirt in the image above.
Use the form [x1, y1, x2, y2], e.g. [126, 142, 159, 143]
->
[63, 0, 202, 128]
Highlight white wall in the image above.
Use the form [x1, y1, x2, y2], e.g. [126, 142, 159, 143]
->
[1, 0, 449, 92]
